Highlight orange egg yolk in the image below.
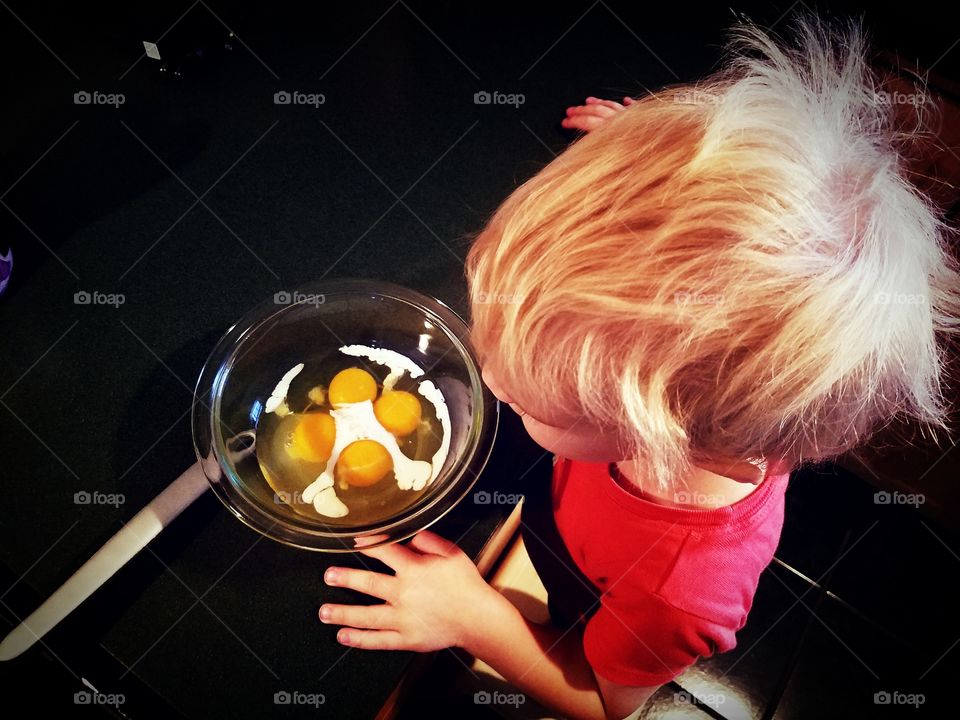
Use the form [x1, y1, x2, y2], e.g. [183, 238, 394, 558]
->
[328, 367, 378, 407]
[374, 390, 422, 436]
[336, 440, 393, 487]
[289, 412, 336, 463]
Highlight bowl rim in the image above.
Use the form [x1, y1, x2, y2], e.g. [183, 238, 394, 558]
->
[191, 278, 498, 552]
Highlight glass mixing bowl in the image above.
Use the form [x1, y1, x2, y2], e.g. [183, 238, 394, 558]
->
[191, 279, 498, 552]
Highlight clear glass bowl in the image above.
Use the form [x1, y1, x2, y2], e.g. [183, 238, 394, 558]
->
[191, 279, 498, 552]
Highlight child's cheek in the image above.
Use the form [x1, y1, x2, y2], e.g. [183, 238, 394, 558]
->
[521, 416, 624, 462]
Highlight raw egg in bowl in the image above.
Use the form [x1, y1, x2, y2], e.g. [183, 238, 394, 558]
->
[191, 279, 498, 552]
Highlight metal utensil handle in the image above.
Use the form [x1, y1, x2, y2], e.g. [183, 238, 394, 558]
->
[0, 462, 210, 661]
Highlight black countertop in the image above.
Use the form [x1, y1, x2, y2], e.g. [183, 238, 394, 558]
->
[1, 2, 955, 718]
[0, 3, 574, 716]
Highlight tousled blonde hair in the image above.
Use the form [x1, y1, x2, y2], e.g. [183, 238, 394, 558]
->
[466, 17, 960, 489]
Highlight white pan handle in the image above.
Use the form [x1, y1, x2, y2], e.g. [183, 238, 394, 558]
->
[0, 461, 210, 661]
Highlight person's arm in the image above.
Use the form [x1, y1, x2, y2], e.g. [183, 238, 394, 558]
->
[318, 530, 659, 720]
[464, 586, 660, 719]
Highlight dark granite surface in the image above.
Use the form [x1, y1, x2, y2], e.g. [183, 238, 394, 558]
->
[2, 1, 958, 718]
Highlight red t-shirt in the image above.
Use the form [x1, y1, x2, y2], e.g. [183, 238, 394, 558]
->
[542, 457, 789, 687]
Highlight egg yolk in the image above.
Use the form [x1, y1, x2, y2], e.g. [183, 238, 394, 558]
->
[336, 440, 393, 487]
[289, 412, 336, 463]
[374, 390, 422, 436]
[328, 367, 378, 407]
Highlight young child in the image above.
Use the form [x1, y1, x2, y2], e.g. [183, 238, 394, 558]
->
[317, 17, 960, 719]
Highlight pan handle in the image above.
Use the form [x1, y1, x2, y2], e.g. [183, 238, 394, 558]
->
[0, 461, 210, 661]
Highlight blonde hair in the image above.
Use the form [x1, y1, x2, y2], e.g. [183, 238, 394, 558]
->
[465, 16, 960, 490]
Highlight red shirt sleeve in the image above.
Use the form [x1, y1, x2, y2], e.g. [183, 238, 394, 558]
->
[583, 588, 723, 687]
[545, 456, 790, 689]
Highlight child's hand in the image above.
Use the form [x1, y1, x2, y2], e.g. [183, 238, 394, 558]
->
[319, 530, 500, 652]
[562, 95, 635, 132]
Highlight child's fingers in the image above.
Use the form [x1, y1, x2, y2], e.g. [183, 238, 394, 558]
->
[563, 104, 622, 131]
[324, 566, 399, 602]
[585, 96, 627, 111]
[319, 602, 396, 631]
[587, 98, 625, 111]
[623, 96, 635, 105]
[335, 628, 405, 650]
[566, 105, 618, 119]
[561, 115, 606, 132]
[353, 533, 390, 548]
[357, 540, 419, 571]
[407, 529, 460, 557]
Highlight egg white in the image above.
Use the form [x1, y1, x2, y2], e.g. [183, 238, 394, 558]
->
[263, 345, 449, 519]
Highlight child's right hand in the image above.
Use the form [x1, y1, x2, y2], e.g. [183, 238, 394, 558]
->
[561, 95, 634, 132]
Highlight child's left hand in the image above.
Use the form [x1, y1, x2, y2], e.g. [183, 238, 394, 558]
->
[562, 95, 635, 132]
[319, 530, 498, 652]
